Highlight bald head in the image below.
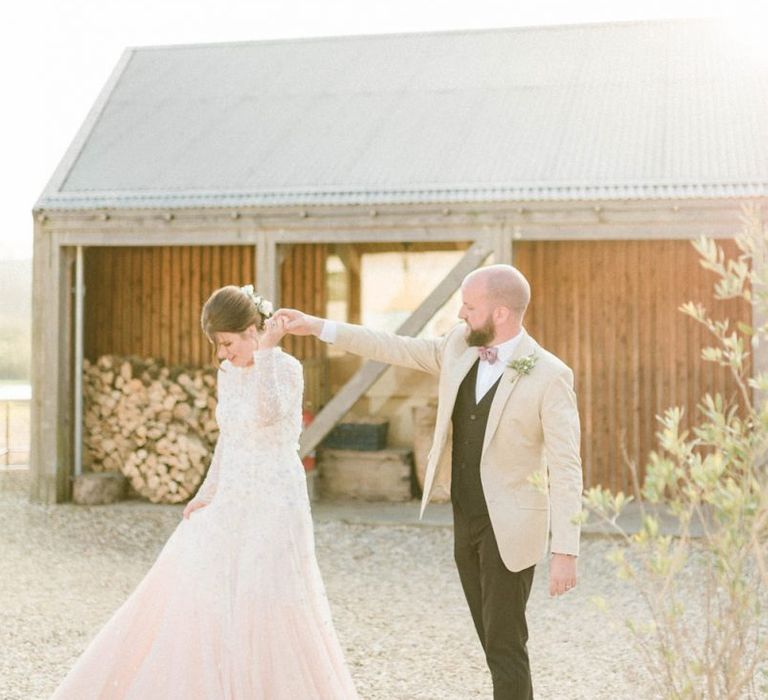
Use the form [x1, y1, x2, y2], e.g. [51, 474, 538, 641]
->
[463, 265, 531, 319]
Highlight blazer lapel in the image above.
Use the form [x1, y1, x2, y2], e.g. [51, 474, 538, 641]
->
[450, 344, 480, 390]
[428, 345, 477, 462]
[420, 345, 477, 514]
[481, 335, 538, 454]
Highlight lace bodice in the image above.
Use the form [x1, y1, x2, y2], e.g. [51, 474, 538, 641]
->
[194, 347, 304, 505]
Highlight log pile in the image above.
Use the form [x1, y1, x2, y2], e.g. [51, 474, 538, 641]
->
[83, 355, 218, 504]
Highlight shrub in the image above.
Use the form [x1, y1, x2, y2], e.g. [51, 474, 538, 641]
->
[583, 208, 768, 699]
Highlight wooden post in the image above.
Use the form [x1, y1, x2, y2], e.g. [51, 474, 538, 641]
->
[256, 232, 279, 307]
[74, 246, 85, 477]
[299, 240, 493, 457]
[493, 224, 514, 265]
[30, 218, 53, 500]
[30, 226, 74, 502]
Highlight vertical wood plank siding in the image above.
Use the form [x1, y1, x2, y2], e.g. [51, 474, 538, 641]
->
[280, 244, 329, 411]
[83, 239, 745, 488]
[514, 239, 750, 490]
[84, 246, 255, 366]
[84, 244, 328, 409]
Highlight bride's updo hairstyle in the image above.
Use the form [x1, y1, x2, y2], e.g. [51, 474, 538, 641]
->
[200, 285, 274, 367]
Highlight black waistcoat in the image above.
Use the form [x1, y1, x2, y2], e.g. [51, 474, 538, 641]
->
[451, 359, 503, 517]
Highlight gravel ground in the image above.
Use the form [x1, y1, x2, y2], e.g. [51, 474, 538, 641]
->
[0, 469, 752, 700]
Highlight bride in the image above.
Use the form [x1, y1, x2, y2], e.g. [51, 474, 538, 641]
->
[52, 284, 359, 699]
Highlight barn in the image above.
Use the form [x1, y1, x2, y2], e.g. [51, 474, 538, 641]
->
[32, 19, 768, 502]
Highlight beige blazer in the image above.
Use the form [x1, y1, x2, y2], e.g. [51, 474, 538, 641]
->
[333, 322, 583, 572]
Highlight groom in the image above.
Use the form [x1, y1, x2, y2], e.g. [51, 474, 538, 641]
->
[276, 264, 583, 699]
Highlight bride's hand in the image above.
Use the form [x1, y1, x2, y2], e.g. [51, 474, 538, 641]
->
[183, 499, 207, 519]
[258, 315, 288, 349]
[272, 308, 323, 336]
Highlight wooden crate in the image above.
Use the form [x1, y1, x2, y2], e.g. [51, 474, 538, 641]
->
[322, 418, 389, 451]
[318, 447, 413, 502]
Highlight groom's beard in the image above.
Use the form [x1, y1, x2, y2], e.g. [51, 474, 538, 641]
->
[465, 318, 495, 347]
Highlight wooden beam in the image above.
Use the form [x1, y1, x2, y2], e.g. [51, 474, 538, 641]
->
[299, 240, 493, 457]
[58, 247, 75, 497]
[49, 216, 754, 246]
[334, 245, 362, 324]
[30, 228, 73, 502]
[51, 228, 480, 246]
[493, 224, 514, 265]
[353, 241, 468, 254]
[29, 220, 49, 501]
[256, 232, 279, 307]
[37, 196, 768, 231]
[334, 244, 361, 275]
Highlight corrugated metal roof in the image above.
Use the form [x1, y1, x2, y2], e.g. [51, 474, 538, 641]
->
[37, 19, 768, 210]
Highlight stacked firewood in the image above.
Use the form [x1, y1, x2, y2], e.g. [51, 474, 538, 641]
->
[83, 355, 218, 504]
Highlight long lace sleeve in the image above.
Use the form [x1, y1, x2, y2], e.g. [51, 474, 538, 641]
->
[195, 437, 224, 505]
[251, 347, 303, 426]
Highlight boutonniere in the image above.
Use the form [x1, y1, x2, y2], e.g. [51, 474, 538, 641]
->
[507, 353, 537, 380]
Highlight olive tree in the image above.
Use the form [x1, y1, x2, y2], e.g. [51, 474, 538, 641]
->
[583, 209, 768, 699]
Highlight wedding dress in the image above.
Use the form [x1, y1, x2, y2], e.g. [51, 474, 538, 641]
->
[52, 348, 359, 699]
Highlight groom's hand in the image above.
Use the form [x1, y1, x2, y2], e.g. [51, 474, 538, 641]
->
[549, 553, 577, 596]
[272, 308, 324, 336]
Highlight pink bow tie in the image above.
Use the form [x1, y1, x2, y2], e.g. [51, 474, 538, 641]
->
[477, 346, 498, 364]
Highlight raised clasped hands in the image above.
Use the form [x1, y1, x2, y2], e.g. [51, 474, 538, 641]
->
[258, 315, 290, 349]
[271, 308, 324, 337]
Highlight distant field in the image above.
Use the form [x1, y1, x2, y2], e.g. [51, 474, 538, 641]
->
[0, 258, 32, 383]
[0, 322, 30, 382]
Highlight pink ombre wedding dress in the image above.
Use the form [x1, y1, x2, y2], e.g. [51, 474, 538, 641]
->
[52, 348, 359, 699]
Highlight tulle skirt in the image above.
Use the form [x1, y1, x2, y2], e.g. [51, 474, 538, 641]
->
[51, 478, 359, 699]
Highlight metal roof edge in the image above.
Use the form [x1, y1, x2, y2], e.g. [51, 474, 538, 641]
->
[124, 17, 718, 55]
[36, 182, 768, 211]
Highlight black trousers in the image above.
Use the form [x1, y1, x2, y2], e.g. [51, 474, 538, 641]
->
[453, 503, 535, 700]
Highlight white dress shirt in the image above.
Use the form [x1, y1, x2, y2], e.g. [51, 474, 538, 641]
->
[473, 330, 525, 402]
[318, 321, 526, 403]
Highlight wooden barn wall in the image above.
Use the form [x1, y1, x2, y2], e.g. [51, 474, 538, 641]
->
[84, 244, 327, 408]
[514, 239, 750, 492]
[84, 246, 255, 366]
[280, 244, 328, 411]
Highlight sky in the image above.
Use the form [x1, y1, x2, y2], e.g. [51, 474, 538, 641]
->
[1, 0, 765, 261]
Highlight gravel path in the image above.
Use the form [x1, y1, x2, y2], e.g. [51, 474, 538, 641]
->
[0, 471, 680, 699]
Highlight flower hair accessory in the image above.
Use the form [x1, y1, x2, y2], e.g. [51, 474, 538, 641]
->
[507, 353, 537, 380]
[239, 284, 274, 318]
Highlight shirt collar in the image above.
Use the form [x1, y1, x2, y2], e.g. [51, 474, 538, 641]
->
[492, 328, 526, 365]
